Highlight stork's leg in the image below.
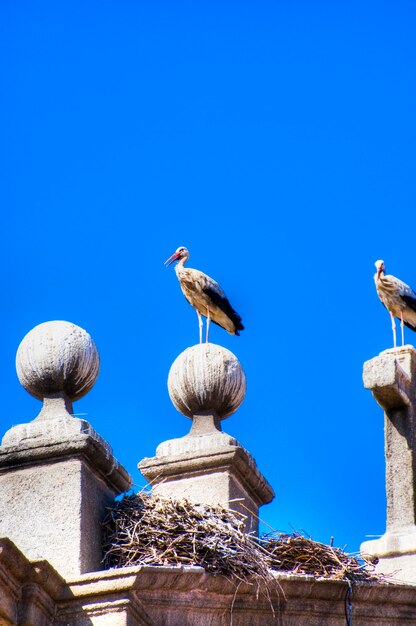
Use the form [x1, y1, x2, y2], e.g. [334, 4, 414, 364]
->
[206, 307, 211, 343]
[197, 311, 203, 344]
[401, 311, 405, 346]
[390, 312, 397, 348]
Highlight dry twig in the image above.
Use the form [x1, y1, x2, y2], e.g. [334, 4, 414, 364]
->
[260, 532, 380, 582]
[102, 493, 384, 586]
[102, 493, 271, 585]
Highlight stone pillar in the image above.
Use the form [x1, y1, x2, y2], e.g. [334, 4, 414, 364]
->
[0, 321, 131, 579]
[361, 345, 416, 582]
[139, 343, 274, 533]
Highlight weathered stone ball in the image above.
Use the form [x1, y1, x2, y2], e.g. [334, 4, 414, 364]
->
[16, 321, 100, 401]
[168, 343, 246, 419]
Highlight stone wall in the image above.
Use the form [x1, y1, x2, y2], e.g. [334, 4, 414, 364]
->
[0, 323, 415, 625]
[1, 541, 415, 626]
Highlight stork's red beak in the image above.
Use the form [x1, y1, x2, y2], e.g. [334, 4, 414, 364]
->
[377, 266, 383, 279]
[164, 251, 181, 267]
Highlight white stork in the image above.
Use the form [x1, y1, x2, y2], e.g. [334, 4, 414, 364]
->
[165, 246, 244, 343]
[374, 260, 416, 347]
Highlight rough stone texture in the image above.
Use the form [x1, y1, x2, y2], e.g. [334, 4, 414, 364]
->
[0, 321, 131, 579]
[0, 544, 415, 626]
[141, 345, 270, 533]
[168, 343, 246, 419]
[0, 538, 64, 626]
[0, 417, 131, 578]
[361, 345, 416, 582]
[52, 565, 416, 625]
[16, 320, 100, 401]
[139, 412, 273, 533]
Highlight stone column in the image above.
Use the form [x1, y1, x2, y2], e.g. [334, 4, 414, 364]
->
[361, 345, 416, 582]
[139, 343, 274, 533]
[0, 321, 131, 579]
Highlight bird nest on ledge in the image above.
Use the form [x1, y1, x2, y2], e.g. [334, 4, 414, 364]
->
[102, 493, 383, 586]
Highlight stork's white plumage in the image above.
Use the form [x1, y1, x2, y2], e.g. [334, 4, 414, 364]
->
[165, 246, 244, 343]
[374, 260, 416, 347]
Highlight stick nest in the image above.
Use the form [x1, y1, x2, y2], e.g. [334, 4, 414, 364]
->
[102, 493, 382, 585]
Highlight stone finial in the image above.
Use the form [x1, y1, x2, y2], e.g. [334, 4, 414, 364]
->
[168, 343, 246, 420]
[0, 320, 131, 578]
[140, 343, 273, 533]
[16, 320, 100, 402]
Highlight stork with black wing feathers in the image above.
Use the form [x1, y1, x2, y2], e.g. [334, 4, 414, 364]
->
[374, 260, 416, 347]
[165, 246, 244, 343]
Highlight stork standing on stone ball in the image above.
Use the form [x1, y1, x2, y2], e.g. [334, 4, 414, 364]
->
[374, 260, 416, 348]
[165, 246, 244, 344]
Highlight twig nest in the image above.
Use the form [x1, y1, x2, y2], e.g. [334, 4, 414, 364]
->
[168, 343, 246, 419]
[16, 321, 100, 401]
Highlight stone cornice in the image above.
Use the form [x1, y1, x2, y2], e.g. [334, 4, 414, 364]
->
[0, 417, 131, 493]
[139, 444, 274, 507]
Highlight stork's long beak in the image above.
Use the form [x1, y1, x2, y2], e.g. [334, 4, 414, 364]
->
[377, 266, 383, 279]
[164, 251, 181, 267]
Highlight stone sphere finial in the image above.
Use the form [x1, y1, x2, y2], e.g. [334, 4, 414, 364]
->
[16, 321, 100, 401]
[168, 343, 246, 420]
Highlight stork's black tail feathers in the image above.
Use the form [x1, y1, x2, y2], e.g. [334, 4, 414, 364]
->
[401, 294, 416, 331]
[203, 287, 244, 335]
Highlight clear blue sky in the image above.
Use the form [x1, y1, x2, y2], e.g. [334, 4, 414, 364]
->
[1, 1, 415, 554]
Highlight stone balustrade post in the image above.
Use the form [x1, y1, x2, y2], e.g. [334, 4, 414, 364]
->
[139, 343, 274, 533]
[0, 321, 131, 579]
[361, 345, 416, 582]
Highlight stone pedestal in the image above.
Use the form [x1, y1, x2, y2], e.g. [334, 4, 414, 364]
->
[139, 343, 274, 533]
[361, 345, 416, 582]
[0, 397, 131, 579]
[0, 321, 132, 579]
[139, 412, 274, 533]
